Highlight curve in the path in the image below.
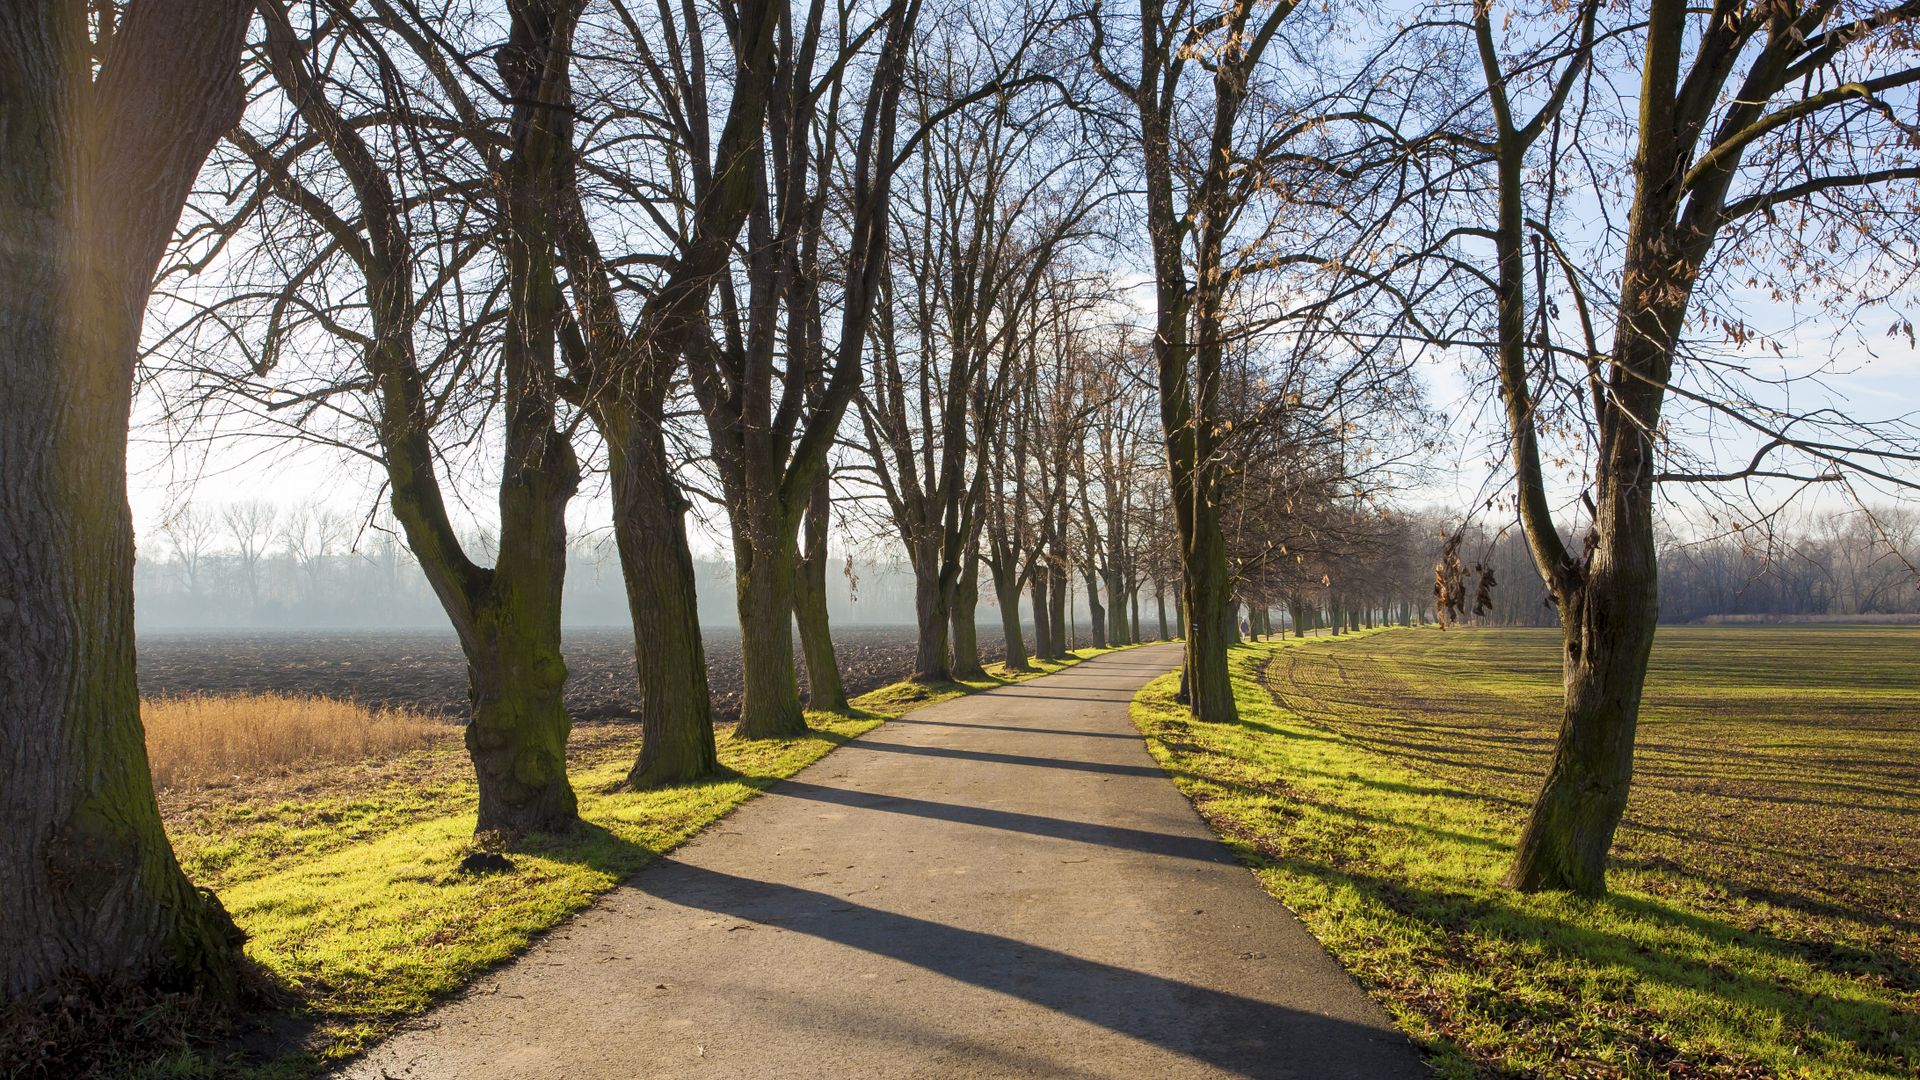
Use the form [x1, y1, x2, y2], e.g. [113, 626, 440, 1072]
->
[343, 643, 1427, 1080]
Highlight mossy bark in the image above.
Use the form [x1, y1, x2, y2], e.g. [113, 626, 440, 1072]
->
[911, 538, 953, 683]
[1, 0, 251, 998]
[794, 470, 847, 711]
[994, 572, 1032, 671]
[1046, 562, 1070, 657]
[464, 606, 577, 832]
[1029, 570, 1054, 660]
[1180, 515, 1238, 722]
[1104, 569, 1130, 646]
[733, 508, 807, 739]
[605, 417, 716, 789]
[1082, 564, 1109, 649]
[949, 548, 987, 681]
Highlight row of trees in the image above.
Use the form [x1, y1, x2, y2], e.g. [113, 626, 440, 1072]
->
[8, 0, 1920, 1011]
[3, 0, 1398, 1000]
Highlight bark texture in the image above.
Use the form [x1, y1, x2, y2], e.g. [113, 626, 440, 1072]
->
[794, 469, 847, 710]
[0, 0, 253, 999]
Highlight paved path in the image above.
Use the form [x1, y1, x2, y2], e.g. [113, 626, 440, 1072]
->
[344, 644, 1425, 1079]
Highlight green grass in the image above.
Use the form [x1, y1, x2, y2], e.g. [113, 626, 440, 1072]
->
[1131, 627, 1920, 1078]
[152, 644, 1137, 1077]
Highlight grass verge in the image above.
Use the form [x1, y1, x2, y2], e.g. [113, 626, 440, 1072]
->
[1131, 631, 1919, 1079]
[135, 643, 1136, 1078]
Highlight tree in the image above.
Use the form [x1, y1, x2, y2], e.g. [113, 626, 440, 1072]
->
[1084, 0, 1310, 722]
[222, 497, 278, 618]
[690, 0, 923, 738]
[182, 0, 587, 832]
[551, 0, 784, 782]
[1413, 0, 1920, 893]
[857, 35, 1102, 682]
[159, 502, 220, 601]
[1, 0, 254, 1000]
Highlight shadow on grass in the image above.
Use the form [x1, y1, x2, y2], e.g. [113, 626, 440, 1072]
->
[1244, 847, 1920, 1071]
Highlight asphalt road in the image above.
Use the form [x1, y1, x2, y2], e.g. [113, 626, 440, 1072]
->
[343, 643, 1426, 1079]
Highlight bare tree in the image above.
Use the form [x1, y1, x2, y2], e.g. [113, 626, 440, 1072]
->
[857, 32, 1104, 682]
[1399, 0, 1920, 893]
[552, 0, 783, 783]
[222, 497, 278, 618]
[689, 0, 924, 738]
[1, 0, 253, 1000]
[159, 502, 221, 601]
[1082, 0, 1320, 721]
[168, 0, 588, 832]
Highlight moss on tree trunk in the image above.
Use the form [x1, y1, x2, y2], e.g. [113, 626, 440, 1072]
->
[1, 0, 251, 997]
[733, 514, 807, 739]
[605, 419, 716, 789]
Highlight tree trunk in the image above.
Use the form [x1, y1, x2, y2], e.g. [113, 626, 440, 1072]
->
[605, 418, 715, 788]
[1156, 584, 1168, 640]
[994, 568, 1031, 671]
[1, 0, 252, 999]
[950, 544, 987, 680]
[1504, 532, 1658, 895]
[1175, 596, 1187, 639]
[1082, 564, 1109, 649]
[733, 511, 807, 739]
[1047, 560, 1070, 657]
[0, 261, 247, 1000]
[1029, 568, 1054, 661]
[1182, 515, 1238, 722]
[463, 609, 577, 833]
[794, 468, 847, 710]
[912, 539, 952, 683]
[1104, 569, 1129, 646]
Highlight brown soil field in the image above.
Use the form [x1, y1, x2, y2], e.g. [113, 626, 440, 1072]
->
[136, 625, 1016, 724]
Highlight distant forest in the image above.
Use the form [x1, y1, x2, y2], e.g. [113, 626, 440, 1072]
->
[135, 499, 1919, 632]
[1455, 508, 1920, 627]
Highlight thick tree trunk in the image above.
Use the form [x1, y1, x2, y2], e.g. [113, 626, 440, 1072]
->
[1082, 564, 1109, 649]
[0, 270, 247, 1001]
[1104, 569, 1129, 646]
[605, 419, 716, 788]
[1175, 596, 1187, 639]
[950, 547, 987, 680]
[1182, 514, 1238, 722]
[911, 541, 952, 683]
[1047, 561, 1070, 657]
[1, 0, 253, 1000]
[463, 610, 577, 832]
[994, 569, 1031, 671]
[1029, 569, 1053, 661]
[733, 513, 807, 739]
[1504, 530, 1658, 895]
[794, 469, 847, 710]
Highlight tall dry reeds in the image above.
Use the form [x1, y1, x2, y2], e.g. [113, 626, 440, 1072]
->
[142, 692, 448, 790]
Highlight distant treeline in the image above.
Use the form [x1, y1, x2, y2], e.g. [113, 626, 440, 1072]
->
[135, 500, 937, 630]
[1450, 508, 1920, 627]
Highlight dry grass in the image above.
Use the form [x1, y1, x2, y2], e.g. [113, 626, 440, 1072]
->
[143, 693, 449, 791]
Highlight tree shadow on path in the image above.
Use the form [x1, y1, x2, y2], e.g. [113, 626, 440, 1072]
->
[627, 860, 1422, 1079]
